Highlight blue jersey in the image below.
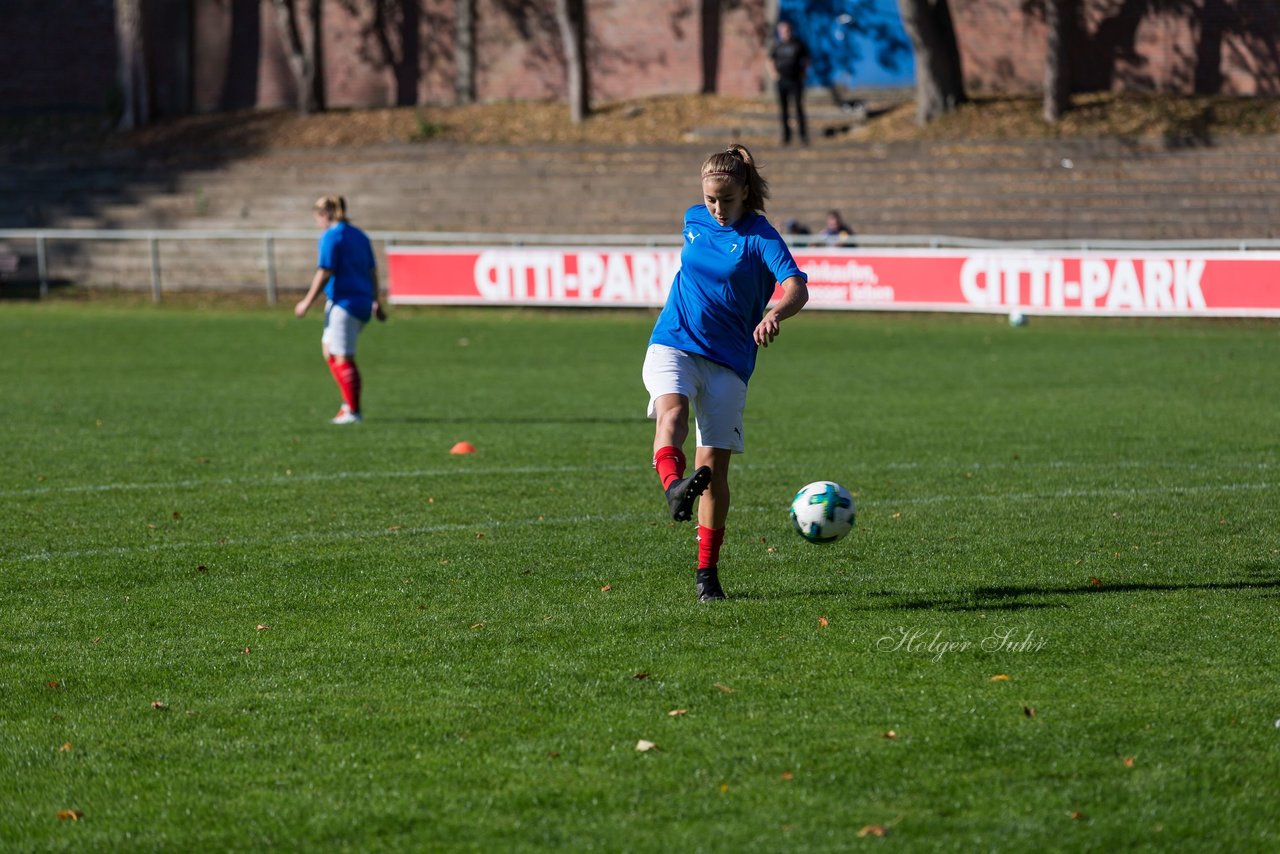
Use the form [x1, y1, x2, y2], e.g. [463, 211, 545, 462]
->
[649, 205, 806, 384]
[317, 222, 376, 322]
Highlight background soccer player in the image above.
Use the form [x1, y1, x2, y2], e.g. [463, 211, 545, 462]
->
[295, 195, 387, 424]
[642, 144, 809, 601]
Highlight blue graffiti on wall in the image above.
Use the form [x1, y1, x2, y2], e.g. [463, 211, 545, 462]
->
[777, 0, 915, 89]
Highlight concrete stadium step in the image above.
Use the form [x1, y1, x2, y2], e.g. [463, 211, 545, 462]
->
[7, 136, 1280, 248]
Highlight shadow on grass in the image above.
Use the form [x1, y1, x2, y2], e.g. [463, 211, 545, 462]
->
[870, 576, 1280, 612]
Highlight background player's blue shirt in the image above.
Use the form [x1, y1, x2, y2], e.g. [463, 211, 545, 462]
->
[649, 205, 806, 384]
[317, 222, 376, 322]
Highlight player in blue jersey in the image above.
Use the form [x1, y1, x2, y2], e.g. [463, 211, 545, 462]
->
[643, 144, 809, 602]
[295, 195, 387, 424]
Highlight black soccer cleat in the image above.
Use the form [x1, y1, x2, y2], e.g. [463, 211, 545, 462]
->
[695, 567, 726, 602]
[665, 465, 712, 522]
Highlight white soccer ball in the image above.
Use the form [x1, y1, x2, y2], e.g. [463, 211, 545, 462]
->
[1008, 310, 1029, 327]
[789, 481, 856, 544]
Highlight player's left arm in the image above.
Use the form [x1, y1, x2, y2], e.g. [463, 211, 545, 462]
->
[755, 275, 808, 348]
[295, 267, 331, 318]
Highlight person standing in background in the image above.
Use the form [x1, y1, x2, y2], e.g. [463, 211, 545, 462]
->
[769, 20, 811, 146]
[295, 195, 387, 425]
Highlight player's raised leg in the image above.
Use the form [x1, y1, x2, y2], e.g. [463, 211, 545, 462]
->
[651, 392, 711, 521]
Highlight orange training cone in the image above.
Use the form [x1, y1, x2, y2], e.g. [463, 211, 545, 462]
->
[450, 441, 477, 455]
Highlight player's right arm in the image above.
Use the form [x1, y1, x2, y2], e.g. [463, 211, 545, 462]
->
[371, 266, 387, 322]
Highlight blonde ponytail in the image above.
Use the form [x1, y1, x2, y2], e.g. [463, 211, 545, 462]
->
[700, 144, 769, 213]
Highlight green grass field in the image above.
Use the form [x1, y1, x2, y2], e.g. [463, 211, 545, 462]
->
[2, 302, 1277, 851]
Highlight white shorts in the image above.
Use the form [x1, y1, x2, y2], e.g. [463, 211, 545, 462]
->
[642, 343, 747, 453]
[322, 301, 365, 357]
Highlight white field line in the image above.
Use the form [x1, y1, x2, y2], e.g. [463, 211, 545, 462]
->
[0, 464, 640, 499]
[3, 480, 1273, 565]
[1, 459, 1274, 500]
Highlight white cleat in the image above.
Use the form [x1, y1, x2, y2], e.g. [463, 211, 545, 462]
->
[331, 405, 363, 425]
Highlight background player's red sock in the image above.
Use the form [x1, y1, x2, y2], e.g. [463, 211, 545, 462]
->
[326, 355, 344, 403]
[332, 359, 362, 412]
[654, 445, 686, 490]
[697, 525, 725, 569]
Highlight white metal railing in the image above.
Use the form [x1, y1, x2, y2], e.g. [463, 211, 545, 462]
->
[3, 227, 1280, 303]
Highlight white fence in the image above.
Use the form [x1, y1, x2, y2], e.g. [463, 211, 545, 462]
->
[2, 227, 1279, 304]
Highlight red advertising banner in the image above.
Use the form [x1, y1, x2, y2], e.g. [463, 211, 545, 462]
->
[387, 247, 1280, 317]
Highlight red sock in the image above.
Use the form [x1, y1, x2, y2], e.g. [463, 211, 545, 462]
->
[326, 355, 344, 399]
[653, 445, 686, 490]
[331, 358, 361, 412]
[697, 525, 725, 570]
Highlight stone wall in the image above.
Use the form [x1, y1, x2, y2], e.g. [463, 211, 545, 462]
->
[2, 0, 1277, 116]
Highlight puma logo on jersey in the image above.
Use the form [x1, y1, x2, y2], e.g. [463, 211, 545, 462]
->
[686, 230, 698, 242]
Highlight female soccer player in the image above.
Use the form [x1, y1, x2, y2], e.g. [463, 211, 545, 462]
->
[295, 195, 386, 424]
[643, 144, 809, 601]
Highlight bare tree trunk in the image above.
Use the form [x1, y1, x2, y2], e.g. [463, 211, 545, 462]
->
[1043, 0, 1071, 122]
[555, 0, 590, 123]
[897, 0, 966, 125]
[700, 0, 721, 95]
[270, 0, 324, 115]
[455, 0, 476, 104]
[114, 0, 150, 130]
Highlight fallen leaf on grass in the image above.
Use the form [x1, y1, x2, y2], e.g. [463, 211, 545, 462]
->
[818, 616, 830, 628]
[151, 701, 168, 710]
[714, 683, 734, 694]
[56, 809, 83, 821]
[475, 532, 486, 539]
[780, 771, 794, 781]
[857, 824, 888, 838]
[1090, 576, 1103, 586]
[171, 511, 181, 520]
[47, 681, 60, 689]
[1123, 756, 1135, 768]
[719, 782, 729, 794]
[667, 708, 688, 717]
[470, 622, 485, 630]
[635, 739, 658, 752]
[1070, 810, 1087, 821]
[632, 671, 650, 680]
[1023, 706, 1037, 718]
[600, 584, 612, 592]
[59, 743, 74, 752]
[882, 730, 898, 740]
[241, 647, 251, 655]
[990, 674, 1010, 681]
[255, 624, 271, 631]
